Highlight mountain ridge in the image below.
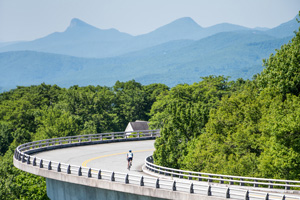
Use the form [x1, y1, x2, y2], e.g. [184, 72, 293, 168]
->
[0, 14, 299, 92]
[1, 15, 298, 58]
[0, 31, 293, 92]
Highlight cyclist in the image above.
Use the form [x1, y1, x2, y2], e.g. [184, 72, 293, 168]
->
[127, 150, 133, 170]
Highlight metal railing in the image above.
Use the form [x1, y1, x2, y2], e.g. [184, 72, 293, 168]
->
[16, 130, 159, 153]
[14, 131, 300, 200]
[144, 155, 300, 192]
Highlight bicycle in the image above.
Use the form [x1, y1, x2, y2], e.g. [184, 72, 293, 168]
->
[128, 160, 132, 170]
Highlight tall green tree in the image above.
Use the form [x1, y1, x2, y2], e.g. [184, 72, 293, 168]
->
[256, 13, 300, 96]
[60, 85, 116, 133]
[0, 122, 13, 155]
[34, 106, 79, 140]
[113, 80, 159, 130]
[257, 94, 300, 180]
[182, 85, 262, 175]
[151, 76, 232, 168]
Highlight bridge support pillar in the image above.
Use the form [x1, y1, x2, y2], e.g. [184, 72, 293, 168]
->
[46, 178, 166, 200]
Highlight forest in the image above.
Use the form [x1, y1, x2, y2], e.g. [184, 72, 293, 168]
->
[1, 15, 300, 200]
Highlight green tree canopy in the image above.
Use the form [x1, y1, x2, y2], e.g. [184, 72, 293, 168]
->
[151, 76, 233, 168]
[256, 15, 300, 96]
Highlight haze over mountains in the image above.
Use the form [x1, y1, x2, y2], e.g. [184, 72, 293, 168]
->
[0, 15, 299, 92]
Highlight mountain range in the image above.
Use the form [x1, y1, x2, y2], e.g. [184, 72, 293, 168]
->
[0, 15, 299, 92]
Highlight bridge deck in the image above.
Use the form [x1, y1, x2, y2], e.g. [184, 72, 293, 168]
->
[18, 138, 300, 200]
[33, 140, 155, 176]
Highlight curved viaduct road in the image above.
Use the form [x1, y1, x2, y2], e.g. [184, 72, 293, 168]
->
[25, 138, 300, 200]
[33, 139, 155, 176]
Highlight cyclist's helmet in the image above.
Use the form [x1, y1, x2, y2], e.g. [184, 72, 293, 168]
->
[129, 150, 132, 152]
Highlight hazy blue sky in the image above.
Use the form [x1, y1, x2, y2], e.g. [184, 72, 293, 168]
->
[0, 0, 299, 42]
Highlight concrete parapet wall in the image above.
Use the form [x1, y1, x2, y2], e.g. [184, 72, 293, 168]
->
[14, 157, 225, 200]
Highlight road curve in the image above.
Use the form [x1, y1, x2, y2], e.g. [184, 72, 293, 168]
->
[33, 140, 155, 176]
[18, 138, 300, 200]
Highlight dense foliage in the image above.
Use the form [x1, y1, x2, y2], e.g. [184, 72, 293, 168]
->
[0, 81, 168, 199]
[150, 75, 236, 168]
[151, 15, 300, 180]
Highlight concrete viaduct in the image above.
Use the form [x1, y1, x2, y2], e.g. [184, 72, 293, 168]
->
[14, 131, 300, 200]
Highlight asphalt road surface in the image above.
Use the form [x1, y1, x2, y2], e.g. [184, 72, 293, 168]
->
[33, 139, 155, 176]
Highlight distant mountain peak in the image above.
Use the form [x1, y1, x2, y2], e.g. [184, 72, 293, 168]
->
[168, 17, 203, 28]
[149, 17, 203, 36]
[66, 18, 98, 31]
[173, 17, 198, 23]
[70, 18, 88, 27]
